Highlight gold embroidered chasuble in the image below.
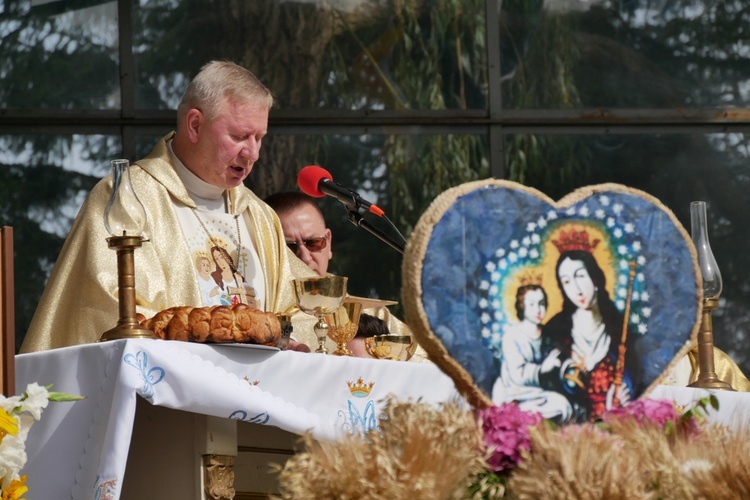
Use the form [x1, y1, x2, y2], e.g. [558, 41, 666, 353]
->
[21, 133, 317, 353]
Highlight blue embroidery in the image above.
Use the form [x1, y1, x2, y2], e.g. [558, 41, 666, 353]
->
[229, 409, 270, 424]
[124, 351, 165, 400]
[340, 400, 377, 434]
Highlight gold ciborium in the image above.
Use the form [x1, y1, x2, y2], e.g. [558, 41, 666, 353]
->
[292, 276, 348, 354]
[364, 334, 417, 361]
[325, 300, 363, 356]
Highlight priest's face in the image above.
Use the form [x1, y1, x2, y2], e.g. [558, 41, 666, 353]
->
[184, 96, 269, 189]
[278, 203, 333, 277]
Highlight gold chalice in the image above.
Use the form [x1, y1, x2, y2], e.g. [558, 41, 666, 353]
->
[292, 276, 348, 354]
[325, 300, 364, 356]
[364, 334, 417, 361]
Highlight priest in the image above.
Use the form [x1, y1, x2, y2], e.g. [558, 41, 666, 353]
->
[21, 61, 316, 353]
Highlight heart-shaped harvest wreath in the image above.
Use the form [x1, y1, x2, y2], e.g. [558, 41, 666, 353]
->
[402, 180, 701, 423]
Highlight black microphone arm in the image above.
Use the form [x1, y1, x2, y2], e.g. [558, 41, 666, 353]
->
[303, 170, 407, 254]
[317, 179, 375, 213]
[320, 181, 406, 254]
[345, 207, 406, 254]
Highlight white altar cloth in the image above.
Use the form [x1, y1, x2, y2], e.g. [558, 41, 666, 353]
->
[15, 339, 462, 500]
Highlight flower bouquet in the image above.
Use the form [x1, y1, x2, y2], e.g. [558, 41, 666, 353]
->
[0, 383, 82, 499]
[275, 395, 750, 499]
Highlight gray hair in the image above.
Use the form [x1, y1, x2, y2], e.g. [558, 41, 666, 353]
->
[177, 61, 274, 124]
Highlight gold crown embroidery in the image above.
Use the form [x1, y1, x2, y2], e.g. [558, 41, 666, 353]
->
[347, 377, 375, 397]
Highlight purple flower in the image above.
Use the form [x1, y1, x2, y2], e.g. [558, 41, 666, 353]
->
[478, 403, 543, 472]
[602, 398, 678, 427]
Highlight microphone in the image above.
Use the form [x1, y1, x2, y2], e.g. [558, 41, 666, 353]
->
[297, 165, 384, 217]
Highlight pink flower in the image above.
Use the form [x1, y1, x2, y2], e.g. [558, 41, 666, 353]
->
[478, 403, 543, 472]
[602, 398, 678, 427]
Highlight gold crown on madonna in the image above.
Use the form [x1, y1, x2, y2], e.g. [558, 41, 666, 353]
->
[552, 227, 600, 254]
[518, 270, 543, 287]
[347, 377, 375, 397]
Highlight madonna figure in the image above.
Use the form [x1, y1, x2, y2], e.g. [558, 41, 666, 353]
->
[541, 229, 640, 421]
[492, 282, 572, 422]
[210, 246, 254, 306]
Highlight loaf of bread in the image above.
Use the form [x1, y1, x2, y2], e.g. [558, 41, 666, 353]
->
[140, 304, 281, 346]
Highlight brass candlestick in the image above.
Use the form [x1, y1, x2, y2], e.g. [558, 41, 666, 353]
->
[688, 201, 733, 390]
[99, 235, 154, 341]
[688, 298, 733, 390]
[99, 158, 154, 342]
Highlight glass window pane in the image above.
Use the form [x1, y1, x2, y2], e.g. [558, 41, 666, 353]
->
[132, 0, 487, 111]
[500, 1, 750, 109]
[0, 1, 120, 109]
[504, 131, 750, 376]
[0, 133, 119, 349]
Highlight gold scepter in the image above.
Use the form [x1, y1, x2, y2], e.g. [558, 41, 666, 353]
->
[613, 261, 637, 407]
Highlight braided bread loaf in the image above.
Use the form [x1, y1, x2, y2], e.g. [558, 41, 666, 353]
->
[141, 304, 281, 346]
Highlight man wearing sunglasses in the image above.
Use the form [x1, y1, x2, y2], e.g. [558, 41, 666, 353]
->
[264, 192, 333, 277]
[265, 192, 431, 361]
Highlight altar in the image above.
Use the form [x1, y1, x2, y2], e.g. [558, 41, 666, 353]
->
[15, 338, 750, 499]
[15, 339, 461, 499]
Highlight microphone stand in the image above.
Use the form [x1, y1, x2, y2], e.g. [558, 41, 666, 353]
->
[346, 209, 405, 254]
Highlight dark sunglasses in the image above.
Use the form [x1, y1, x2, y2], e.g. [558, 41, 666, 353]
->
[286, 235, 328, 253]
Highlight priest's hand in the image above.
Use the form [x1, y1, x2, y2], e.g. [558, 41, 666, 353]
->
[285, 340, 311, 353]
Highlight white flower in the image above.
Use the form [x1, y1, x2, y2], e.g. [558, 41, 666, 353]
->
[0, 432, 27, 488]
[21, 383, 50, 420]
[0, 394, 22, 414]
[0, 383, 80, 492]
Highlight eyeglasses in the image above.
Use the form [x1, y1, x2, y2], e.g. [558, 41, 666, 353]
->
[286, 235, 328, 253]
